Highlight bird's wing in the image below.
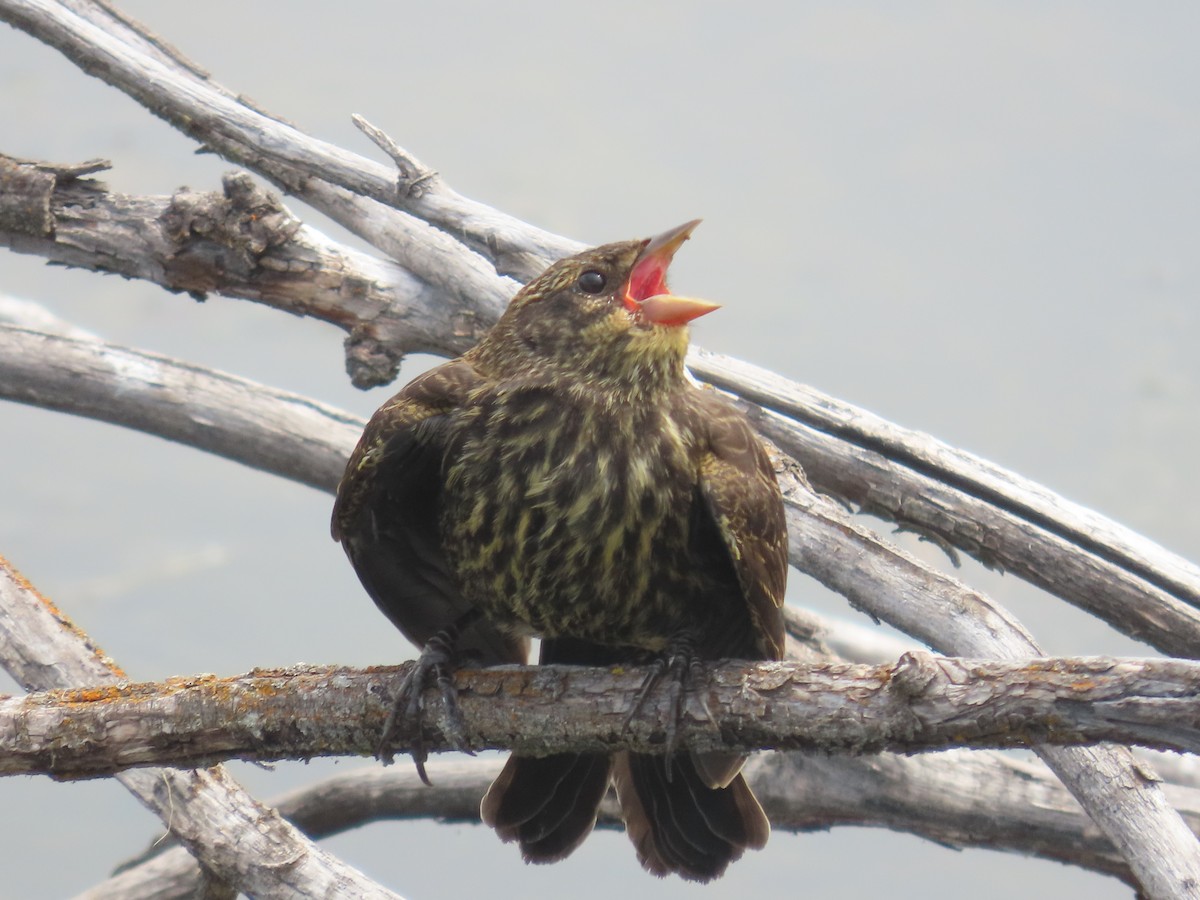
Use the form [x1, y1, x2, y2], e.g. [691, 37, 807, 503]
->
[691, 389, 788, 662]
[333, 359, 529, 666]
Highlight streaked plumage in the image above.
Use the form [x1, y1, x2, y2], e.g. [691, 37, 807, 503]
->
[332, 222, 787, 881]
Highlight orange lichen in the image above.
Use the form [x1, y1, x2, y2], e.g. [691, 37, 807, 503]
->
[56, 685, 123, 705]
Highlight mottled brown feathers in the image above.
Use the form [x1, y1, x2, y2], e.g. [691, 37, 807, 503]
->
[332, 226, 787, 881]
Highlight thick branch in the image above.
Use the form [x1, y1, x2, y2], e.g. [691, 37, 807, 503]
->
[95, 616, 1164, 896]
[6, 655, 1200, 780]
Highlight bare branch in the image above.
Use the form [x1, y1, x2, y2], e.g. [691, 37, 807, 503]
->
[350, 114, 439, 196]
[0, 0, 574, 279]
[103, 749, 1184, 898]
[771, 458, 1200, 897]
[0, 157, 498, 379]
[706, 357, 1200, 658]
[7, 655, 1200, 780]
[0, 147, 517, 387]
[0, 323, 358, 492]
[0, 555, 402, 899]
[86, 761, 504, 900]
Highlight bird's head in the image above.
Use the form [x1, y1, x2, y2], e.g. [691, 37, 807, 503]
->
[473, 220, 716, 392]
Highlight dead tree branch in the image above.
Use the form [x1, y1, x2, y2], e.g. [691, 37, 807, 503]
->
[0, 555, 402, 900]
[0, 321, 358, 492]
[0, 0, 570, 280]
[5, 655, 1200, 780]
[94, 748, 1200, 899]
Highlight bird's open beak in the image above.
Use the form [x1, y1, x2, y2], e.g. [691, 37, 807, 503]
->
[625, 220, 720, 326]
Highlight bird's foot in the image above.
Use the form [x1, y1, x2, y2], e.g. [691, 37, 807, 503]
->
[378, 616, 476, 785]
[623, 630, 711, 758]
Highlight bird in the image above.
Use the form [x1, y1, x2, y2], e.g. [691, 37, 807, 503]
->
[331, 220, 787, 882]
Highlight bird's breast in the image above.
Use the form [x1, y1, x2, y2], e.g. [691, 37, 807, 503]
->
[439, 383, 700, 648]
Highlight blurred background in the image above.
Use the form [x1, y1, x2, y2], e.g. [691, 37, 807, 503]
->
[2, 3, 1198, 897]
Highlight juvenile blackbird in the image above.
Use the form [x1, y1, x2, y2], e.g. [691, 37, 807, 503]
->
[332, 221, 787, 882]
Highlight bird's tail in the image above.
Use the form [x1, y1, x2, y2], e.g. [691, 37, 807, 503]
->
[480, 636, 768, 880]
[481, 752, 614, 862]
[480, 636, 616, 863]
[612, 751, 770, 882]
[480, 750, 768, 881]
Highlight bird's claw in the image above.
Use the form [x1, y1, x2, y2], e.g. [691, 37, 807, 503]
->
[378, 628, 469, 784]
[623, 633, 708, 759]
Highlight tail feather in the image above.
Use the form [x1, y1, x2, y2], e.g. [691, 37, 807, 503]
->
[479, 637, 769, 879]
[481, 751, 770, 880]
[481, 752, 579, 831]
[690, 749, 747, 789]
[641, 755, 733, 868]
[612, 751, 769, 883]
[480, 753, 613, 863]
[706, 771, 771, 850]
[519, 754, 613, 859]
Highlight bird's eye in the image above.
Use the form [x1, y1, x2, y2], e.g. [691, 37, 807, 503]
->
[577, 270, 607, 294]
